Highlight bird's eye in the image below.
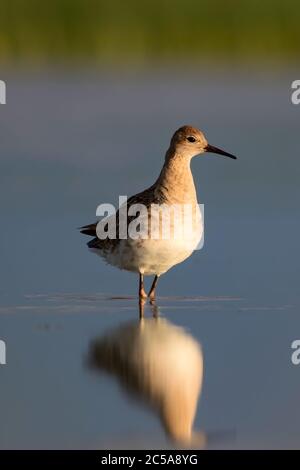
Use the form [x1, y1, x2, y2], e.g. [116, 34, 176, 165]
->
[187, 136, 196, 143]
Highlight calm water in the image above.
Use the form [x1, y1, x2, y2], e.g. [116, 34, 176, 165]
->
[0, 67, 299, 449]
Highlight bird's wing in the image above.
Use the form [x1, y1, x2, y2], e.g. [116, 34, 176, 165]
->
[79, 185, 164, 250]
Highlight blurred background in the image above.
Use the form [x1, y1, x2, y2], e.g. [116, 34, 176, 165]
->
[0, 0, 300, 450]
[0, 0, 299, 65]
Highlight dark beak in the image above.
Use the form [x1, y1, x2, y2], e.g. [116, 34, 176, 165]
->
[205, 144, 237, 160]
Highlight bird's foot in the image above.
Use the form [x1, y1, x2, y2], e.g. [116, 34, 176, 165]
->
[139, 289, 147, 300]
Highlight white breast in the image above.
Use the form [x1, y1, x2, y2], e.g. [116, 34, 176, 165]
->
[103, 203, 203, 275]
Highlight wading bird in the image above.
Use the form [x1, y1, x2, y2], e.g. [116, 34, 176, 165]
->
[80, 125, 236, 299]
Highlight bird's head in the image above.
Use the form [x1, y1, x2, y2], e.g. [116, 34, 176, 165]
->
[169, 125, 237, 160]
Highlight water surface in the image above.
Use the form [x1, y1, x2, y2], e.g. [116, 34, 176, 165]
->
[0, 68, 299, 448]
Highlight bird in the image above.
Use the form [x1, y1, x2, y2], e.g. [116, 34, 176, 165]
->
[80, 125, 236, 300]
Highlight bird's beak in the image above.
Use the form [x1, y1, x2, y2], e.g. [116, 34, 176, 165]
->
[205, 143, 237, 160]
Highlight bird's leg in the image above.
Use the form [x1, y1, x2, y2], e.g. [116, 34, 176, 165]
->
[139, 273, 147, 299]
[148, 275, 159, 300]
[149, 298, 159, 318]
[139, 297, 146, 319]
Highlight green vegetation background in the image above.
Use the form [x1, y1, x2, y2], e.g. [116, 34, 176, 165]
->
[0, 0, 298, 63]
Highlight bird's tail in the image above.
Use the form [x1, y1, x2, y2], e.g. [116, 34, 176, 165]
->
[79, 223, 97, 236]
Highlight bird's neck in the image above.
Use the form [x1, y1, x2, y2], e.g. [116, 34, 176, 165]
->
[155, 150, 197, 204]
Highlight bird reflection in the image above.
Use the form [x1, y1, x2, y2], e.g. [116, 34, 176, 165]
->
[88, 300, 205, 447]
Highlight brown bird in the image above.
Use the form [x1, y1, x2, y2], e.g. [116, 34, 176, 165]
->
[80, 125, 236, 299]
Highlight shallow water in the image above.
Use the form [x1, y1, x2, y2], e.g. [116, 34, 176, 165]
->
[0, 68, 299, 449]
